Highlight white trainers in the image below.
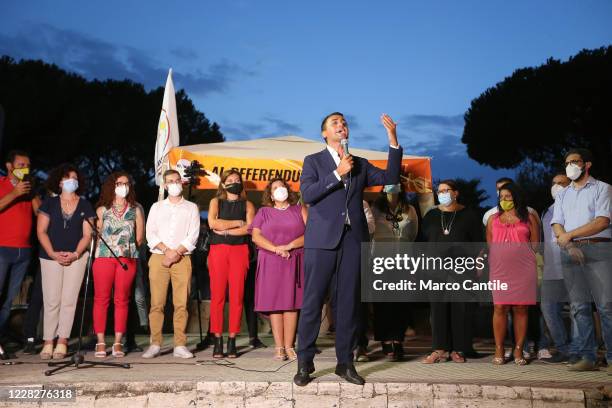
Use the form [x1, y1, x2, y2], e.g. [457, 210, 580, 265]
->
[537, 348, 553, 360]
[142, 345, 161, 359]
[173, 346, 194, 359]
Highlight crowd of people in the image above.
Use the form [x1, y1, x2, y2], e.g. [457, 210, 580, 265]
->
[0, 116, 610, 383]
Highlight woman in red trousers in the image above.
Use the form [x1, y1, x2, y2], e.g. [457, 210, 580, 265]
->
[207, 170, 255, 358]
[92, 172, 144, 358]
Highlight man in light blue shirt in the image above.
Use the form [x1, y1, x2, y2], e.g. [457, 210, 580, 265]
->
[540, 172, 581, 364]
[551, 148, 612, 373]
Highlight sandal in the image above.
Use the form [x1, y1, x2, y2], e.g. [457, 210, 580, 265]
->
[492, 346, 506, 365]
[94, 343, 107, 358]
[274, 347, 287, 361]
[112, 343, 125, 358]
[53, 343, 67, 359]
[40, 343, 54, 360]
[513, 347, 528, 366]
[285, 347, 297, 361]
[421, 350, 449, 364]
[450, 351, 465, 363]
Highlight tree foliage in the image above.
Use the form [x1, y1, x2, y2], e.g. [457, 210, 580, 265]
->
[0, 56, 224, 209]
[462, 46, 612, 183]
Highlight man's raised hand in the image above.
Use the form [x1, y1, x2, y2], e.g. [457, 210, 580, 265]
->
[381, 114, 398, 146]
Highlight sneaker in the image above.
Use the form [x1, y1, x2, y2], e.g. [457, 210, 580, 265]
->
[568, 358, 598, 371]
[567, 355, 580, 365]
[142, 345, 161, 359]
[173, 346, 194, 359]
[537, 348, 552, 360]
[541, 353, 568, 364]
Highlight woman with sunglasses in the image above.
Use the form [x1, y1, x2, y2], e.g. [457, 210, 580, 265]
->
[371, 183, 419, 361]
[92, 172, 144, 358]
[420, 179, 483, 364]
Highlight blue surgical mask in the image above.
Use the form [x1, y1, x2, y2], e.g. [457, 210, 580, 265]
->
[438, 192, 453, 206]
[61, 178, 79, 193]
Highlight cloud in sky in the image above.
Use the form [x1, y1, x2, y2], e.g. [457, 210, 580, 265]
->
[221, 116, 302, 140]
[0, 23, 252, 96]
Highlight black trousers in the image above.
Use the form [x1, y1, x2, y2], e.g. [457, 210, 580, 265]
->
[23, 267, 43, 340]
[373, 302, 407, 342]
[430, 302, 474, 353]
[297, 226, 361, 364]
[243, 260, 258, 339]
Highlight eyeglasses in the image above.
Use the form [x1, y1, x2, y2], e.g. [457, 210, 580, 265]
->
[115, 182, 130, 187]
[564, 159, 583, 167]
[437, 188, 454, 194]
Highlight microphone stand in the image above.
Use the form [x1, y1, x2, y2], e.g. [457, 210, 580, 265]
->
[187, 181, 207, 350]
[45, 216, 131, 376]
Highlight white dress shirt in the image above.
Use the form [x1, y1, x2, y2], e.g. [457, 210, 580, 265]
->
[146, 197, 200, 255]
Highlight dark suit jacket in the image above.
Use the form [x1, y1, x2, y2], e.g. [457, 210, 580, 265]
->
[301, 146, 403, 249]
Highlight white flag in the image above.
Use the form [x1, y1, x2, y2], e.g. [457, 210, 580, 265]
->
[154, 68, 180, 186]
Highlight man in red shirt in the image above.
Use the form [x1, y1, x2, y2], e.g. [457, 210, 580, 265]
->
[0, 150, 40, 355]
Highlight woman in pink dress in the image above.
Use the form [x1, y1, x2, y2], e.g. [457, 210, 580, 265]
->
[250, 178, 307, 361]
[487, 183, 539, 365]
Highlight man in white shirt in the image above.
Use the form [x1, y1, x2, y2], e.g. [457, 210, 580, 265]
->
[482, 177, 540, 226]
[142, 170, 200, 359]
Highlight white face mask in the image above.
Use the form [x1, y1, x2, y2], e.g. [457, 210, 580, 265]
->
[272, 187, 289, 202]
[565, 163, 583, 181]
[551, 184, 564, 200]
[115, 185, 129, 198]
[167, 183, 183, 197]
[61, 178, 79, 193]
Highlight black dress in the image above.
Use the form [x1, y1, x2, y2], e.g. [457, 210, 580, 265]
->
[421, 207, 484, 353]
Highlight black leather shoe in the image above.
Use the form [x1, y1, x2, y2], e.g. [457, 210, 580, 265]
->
[392, 342, 404, 361]
[335, 363, 365, 385]
[293, 361, 315, 387]
[227, 337, 237, 358]
[249, 337, 267, 349]
[213, 336, 224, 359]
[22, 341, 36, 355]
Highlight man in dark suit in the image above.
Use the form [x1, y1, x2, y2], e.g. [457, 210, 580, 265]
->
[294, 112, 402, 386]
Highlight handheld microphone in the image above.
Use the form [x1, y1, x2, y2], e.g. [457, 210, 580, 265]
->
[340, 138, 350, 156]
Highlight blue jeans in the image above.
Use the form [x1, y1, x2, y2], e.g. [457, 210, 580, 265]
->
[540, 279, 580, 356]
[0, 246, 32, 334]
[562, 244, 612, 362]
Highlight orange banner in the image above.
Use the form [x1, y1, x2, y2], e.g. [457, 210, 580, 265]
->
[169, 148, 432, 194]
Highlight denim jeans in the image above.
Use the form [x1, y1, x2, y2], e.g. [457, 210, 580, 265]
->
[562, 243, 612, 362]
[540, 279, 580, 356]
[0, 246, 31, 334]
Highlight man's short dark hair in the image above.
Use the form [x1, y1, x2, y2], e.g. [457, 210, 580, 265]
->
[495, 177, 513, 186]
[320, 112, 344, 131]
[163, 169, 181, 182]
[5, 149, 29, 163]
[564, 148, 593, 164]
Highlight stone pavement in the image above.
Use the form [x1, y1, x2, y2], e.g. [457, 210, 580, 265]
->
[0, 334, 610, 407]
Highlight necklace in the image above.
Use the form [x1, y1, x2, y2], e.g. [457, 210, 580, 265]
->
[60, 196, 78, 214]
[274, 204, 290, 211]
[440, 210, 457, 236]
[112, 201, 128, 218]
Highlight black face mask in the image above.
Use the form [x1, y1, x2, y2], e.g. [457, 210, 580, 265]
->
[225, 183, 243, 195]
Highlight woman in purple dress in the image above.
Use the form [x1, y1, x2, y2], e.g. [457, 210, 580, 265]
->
[250, 178, 307, 361]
